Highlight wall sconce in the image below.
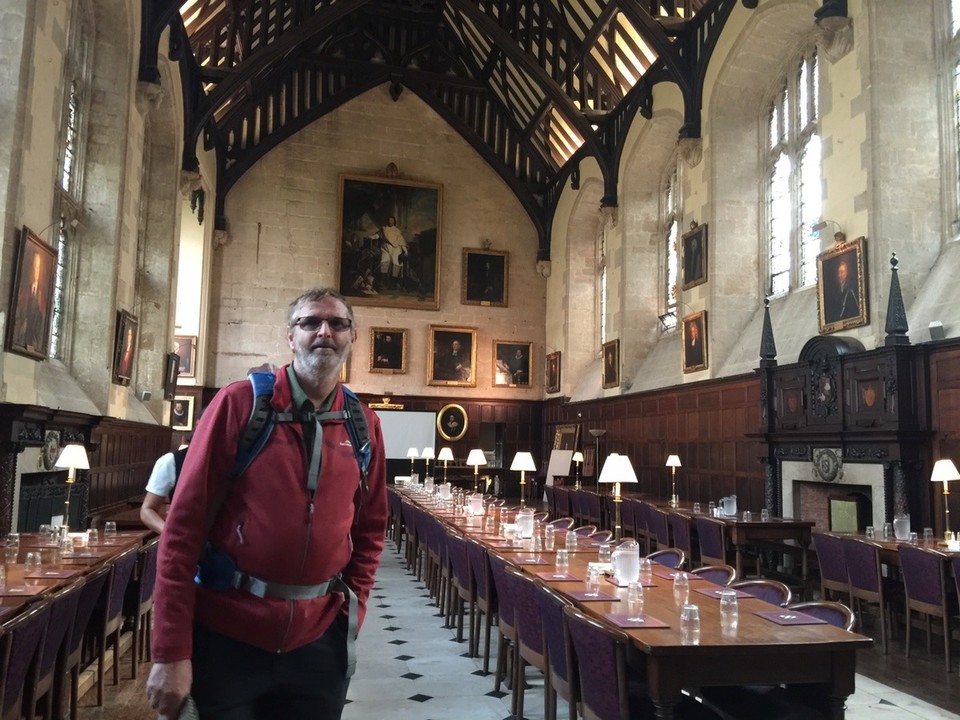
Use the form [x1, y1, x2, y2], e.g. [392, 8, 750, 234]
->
[54, 443, 89, 533]
[437, 447, 454, 483]
[811, 219, 846, 244]
[598, 453, 638, 541]
[466, 449, 487, 493]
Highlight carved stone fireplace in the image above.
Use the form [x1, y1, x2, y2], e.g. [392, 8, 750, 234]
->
[782, 458, 884, 530]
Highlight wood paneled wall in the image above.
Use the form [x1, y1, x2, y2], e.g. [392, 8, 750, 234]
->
[88, 419, 170, 518]
[928, 340, 960, 535]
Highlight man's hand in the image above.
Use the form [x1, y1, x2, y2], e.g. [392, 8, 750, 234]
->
[146, 660, 192, 718]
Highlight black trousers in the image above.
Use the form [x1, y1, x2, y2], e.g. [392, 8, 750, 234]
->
[191, 618, 349, 719]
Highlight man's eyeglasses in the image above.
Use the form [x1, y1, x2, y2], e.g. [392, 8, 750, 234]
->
[291, 316, 353, 333]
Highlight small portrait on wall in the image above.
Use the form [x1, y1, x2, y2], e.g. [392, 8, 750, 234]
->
[370, 327, 407, 373]
[171, 395, 194, 431]
[429, 326, 477, 387]
[113, 310, 139, 386]
[545, 351, 561, 394]
[602, 339, 620, 389]
[682, 311, 708, 373]
[437, 403, 468, 442]
[493, 341, 533, 387]
[7, 226, 57, 360]
[680, 222, 707, 290]
[174, 335, 197, 378]
[817, 236, 868, 334]
[462, 249, 508, 306]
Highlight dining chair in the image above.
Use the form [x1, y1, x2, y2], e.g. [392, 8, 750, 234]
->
[632, 500, 653, 554]
[543, 485, 557, 517]
[503, 566, 548, 720]
[486, 551, 519, 697]
[54, 564, 111, 720]
[898, 544, 952, 672]
[465, 536, 497, 673]
[568, 490, 583, 526]
[648, 508, 672, 551]
[689, 564, 737, 586]
[548, 516, 575, 530]
[588, 529, 614, 543]
[0, 600, 50, 720]
[25, 579, 83, 720]
[554, 487, 571, 518]
[811, 532, 849, 604]
[667, 512, 694, 559]
[582, 492, 603, 527]
[694, 516, 728, 567]
[573, 524, 598, 537]
[647, 548, 686, 570]
[126, 536, 160, 678]
[731, 579, 792, 607]
[93, 545, 139, 704]
[444, 529, 474, 651]
[534, 511, 550, 523]
[841, 536, 900, 654]
[534, 583, 578, 720]
[785, 601, 856, 631]
[604, 494, 618, 535]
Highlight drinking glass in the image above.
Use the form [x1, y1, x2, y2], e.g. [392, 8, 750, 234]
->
[923, 528, 934, 545]
[87, 528, 99, 544]
[0, 564, 6, 589]
[60, 535, 75, 556]
[564, 530, 578, 552]
[598, 543, 613, 564]
[719, 589, 739, 634]
[893, 513, 910, 541]
[626, 581, 644, 617]
[6, 533, 19, 547]
[760, 508, 771, 522]
[24, 551, 41, 575]
[639, 557, 653, 583]
[104, 521, 117, 537]
[908, 532, 918, 545]
[864, 526, 875, 539]
[544, 524, 556, 551]
[882, 522, 893, 540]
[680, 604, 701, 645]
[555, 548, 570, 573]
[4, 546, 17, 565]
[708, 501, 717, 516]
[742, 510, 752, 522]
[585, 567, 601, 597]
[692, 502, 701, 514]
[673, 571, 690, 606]
[532, 532, 543, 553]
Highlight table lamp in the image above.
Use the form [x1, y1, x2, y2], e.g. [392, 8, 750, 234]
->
[466, 448, 487, 493]
[54, 443, 89, 533]
[437, 447, 454, 483]
[572, 451, 584, 489]
[421, 447, 435, 477]
[406, 447, 419, 480]
[665, 454, 682, 507]
[510, 452, 536, 508]
[598, 453, 638, 541]
[931, 458, 960, 547]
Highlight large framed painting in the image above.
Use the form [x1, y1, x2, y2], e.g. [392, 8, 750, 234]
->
[7, 226, 57, 360]
[682, 310, 708, 373]
[602, 339, 620, 389]
[545, 351, 561, 394]
[113, 310, 139, 386]
[817, 236, 868, 334]
[429, 326, 477, 387]
[174, 335, 197, 378]
[370, 327, 407, 373]
[437, 403, 468, 442]
[554, 424, 580, 451]
[337, 174, 443, 310]
[462, 249, 508, 306]
[493, 340, 533, 387]
[680, 223, 707, 290]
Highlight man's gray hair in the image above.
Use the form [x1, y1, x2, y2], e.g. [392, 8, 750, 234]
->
[288, 287, 355, 326]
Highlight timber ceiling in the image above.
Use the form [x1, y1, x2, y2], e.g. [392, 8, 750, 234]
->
[140, 0, 748, 256]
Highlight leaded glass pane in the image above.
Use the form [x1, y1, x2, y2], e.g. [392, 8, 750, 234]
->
[49, 217, 68, 359]
[799, 60, 808, 129]
[953, 0, 960, 37]
[799, 134, 823, 287]
[769, 153, 792, 296]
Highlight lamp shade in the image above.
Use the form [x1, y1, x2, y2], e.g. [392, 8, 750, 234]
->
[572, 451, 584, 463]
[931, 459, 960, 483]
[665, 454, 682, 468]
[437, 447, 454, 462]
[54, 444, 89, 471]
[510, 451, 536, 472]
[421, 447, 435, 460]
[406, 447, 419, 459]
[598, 454, 638, 484]
[466, 449, 487, 468]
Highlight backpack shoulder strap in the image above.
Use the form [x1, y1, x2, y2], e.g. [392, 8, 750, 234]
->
[341, 384, 371, 489]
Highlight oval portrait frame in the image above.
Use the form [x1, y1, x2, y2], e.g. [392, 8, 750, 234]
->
[437, 403, 468, 442]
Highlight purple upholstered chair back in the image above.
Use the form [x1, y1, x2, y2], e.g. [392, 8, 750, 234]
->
[554, 487, 571, 517]
[647, 548, 686, 570]
[732, 579, 792, 606]
[786, 601, 855, 631]
[841, 537, 882, 594]
[549, 516, 575, 530]
[503, 567, 543, 655]
[563, 605, 630, 720]
[1, 600, 51, 715]
[898, 544, 948, 606]
[953, 556, 960, 600]
[694, 516, 726, 565]
[569, 491, 584, 524]
[543, 485, 557, 517]
[465, 538, 495, 606]
[812, 532, 848, 588]
[583, 492, 602, 526]
[535, 584, 573, 685]
[487, 552, 518, 632]
[689, 564, 736, 586]
[667, 513, 692, 554]
[445, 530, 471, 590]
[648, 508, 670, 548]
[106, 547, 139, 619]
[36, 581, 83, 679]
[67, 565, 111, 656]
[137, 538, 160, 605]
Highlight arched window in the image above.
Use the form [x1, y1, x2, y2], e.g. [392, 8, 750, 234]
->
[662, 165, 680, 330]
[50, 1, 93, 359]
[767, 50, 820, 297]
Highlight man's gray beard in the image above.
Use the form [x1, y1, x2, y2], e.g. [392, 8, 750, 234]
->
[295, 347, 347, 380]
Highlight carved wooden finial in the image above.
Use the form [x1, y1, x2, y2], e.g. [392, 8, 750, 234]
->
[884, 251, 910, 346]
[759, 297, 778, 368]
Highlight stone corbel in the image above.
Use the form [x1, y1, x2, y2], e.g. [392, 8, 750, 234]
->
[179, 170, 203, 198]
[599, 206, 618, 229]
[213, 229, 230, 248]
[536, 260, 551, 278]
[816, 16, 853, 63]
[678, 138, 702, 169]
[135, 80, 165, 114]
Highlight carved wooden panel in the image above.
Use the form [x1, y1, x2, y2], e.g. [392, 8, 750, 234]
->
[774, 367, 807, 431]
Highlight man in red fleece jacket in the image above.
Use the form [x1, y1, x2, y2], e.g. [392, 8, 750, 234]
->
[146, 288, 387, 719]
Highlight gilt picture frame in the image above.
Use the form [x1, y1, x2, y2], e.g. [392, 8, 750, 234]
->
[7, 226, 57, 360]
[462, 249, 508, 306]
[428, 326, 477, 387]
[493, 340, 533, 388]
[112, 310, 139, 386]
[370, 327, 408, 373]
[682, 311, 708, 373]
[602, 339, 620, 389]
[680, 223, 707, 290]
[816, 236, 868, 335]
[545, 351, 561, 394]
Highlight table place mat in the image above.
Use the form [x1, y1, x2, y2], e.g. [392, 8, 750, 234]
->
[567, 589, 620, 602]
[577, 539, 601, 547]
[0, 585, 46, 597]
[25, 568, 81, 579]
[652, 568, 683, 580]
[603, 612, 669, 629]
[605, 576, 656, 588]
[534, 571, 580, 582]
[61, 551, 110, 559]
[514, 555, 551, 565]
[754, 610, 827, 626]
[88, 540, 128, 546]
[694, 587, 754, 600]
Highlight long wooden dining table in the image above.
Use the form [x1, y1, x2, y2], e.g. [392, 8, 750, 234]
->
[402, 490, 872, 720]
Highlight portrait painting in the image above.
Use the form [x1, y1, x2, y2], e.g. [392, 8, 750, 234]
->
[428, 326, 477, 387]
[337, 174, 442, 310]
[553, 424, 580, 451]
[545, 351, 561, 394]
[602, 339, 620, 389]
[164, 352, 180, 400]
[682, 311, 708, 373]
[174, 335, 197, 378]
[7, 226, 57, 360]
[112, 310, 139, 386]
[680, 223, 707, 290]
[171, 395, 194, 432]
[817, 236, 868, 334]
[370, 327, 407, 373]
[493, 340, 533, 387]
[437, 403, 468, 442]
[462, 249, 508, 306]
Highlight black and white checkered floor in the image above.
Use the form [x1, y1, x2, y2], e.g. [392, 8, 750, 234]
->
[344, 546, 959, 720]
